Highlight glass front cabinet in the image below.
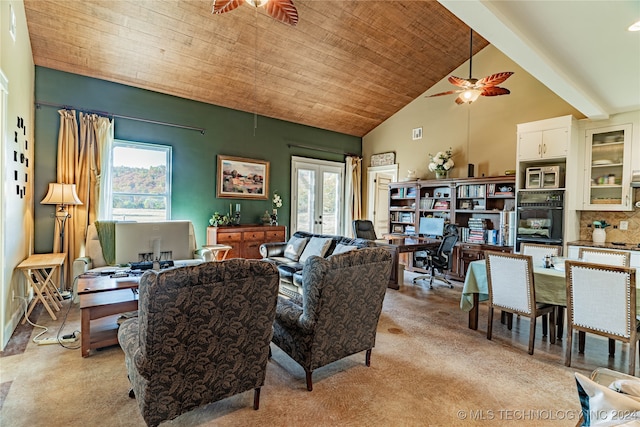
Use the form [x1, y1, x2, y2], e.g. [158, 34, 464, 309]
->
[583, 123, 633, 210]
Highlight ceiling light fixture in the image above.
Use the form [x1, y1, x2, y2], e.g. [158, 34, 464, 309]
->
[629, 20, 640, 31]
[427, 29, 513, 105]
[212, 0, 298, 26]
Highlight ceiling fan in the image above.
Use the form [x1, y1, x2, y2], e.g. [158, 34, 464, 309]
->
[427, 30, 513, 105]
[212, 0, 299, 26]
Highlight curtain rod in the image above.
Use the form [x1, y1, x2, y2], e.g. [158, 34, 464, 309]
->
[287, 143, 360, 158]
[35, 101, 206, 135]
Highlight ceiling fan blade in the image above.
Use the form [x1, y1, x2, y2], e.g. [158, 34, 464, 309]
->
[212, 0, 244, 14]
[477, 72, 514, 87]
[448, 76, 475, 88]
[426, 90, 462, 98]
[481, 86, 511, 97]
[264, 0, 299, 26]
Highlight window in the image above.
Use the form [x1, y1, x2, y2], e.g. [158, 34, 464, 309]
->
[108, 140, 172, 221]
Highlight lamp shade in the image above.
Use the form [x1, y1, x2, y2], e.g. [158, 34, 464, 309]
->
[40, 183, 83, 206]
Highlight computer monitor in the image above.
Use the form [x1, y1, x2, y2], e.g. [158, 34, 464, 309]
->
[419, 217, 445, 238]
[115, 221, 192, 265]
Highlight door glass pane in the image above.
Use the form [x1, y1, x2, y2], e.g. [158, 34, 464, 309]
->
[296, 168, 315, 232]
[321, 171, 340, 235]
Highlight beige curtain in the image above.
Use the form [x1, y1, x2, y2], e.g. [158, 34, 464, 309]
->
[55, 110, 112, 288]
[55, 110, 79, 286]
[344, 156, 362, 236]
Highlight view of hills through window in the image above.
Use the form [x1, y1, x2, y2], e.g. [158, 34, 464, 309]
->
[111, 142, 171, 221]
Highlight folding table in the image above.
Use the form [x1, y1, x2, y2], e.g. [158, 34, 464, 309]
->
[16, 253, 66, 322]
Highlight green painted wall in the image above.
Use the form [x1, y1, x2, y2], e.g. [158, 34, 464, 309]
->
[34, 67, 361, 252]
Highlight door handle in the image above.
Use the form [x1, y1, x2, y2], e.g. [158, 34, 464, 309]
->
[542, 143, 547, 154]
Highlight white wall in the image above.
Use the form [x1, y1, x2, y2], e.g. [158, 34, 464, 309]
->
[361, 45, 583, 217]
[1, 0, 35, 349]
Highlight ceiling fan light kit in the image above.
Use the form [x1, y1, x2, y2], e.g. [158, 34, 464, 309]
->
[428, 30, 513, 105]
[212, 0, 299, 26]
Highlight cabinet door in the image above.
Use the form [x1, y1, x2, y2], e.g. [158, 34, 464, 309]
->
[541, 127, 568, 158]
[215, 231, 242, 259]
[243, 231, 266, 259]
[582, 123, 633, 211]
[518, 131, 543, 160]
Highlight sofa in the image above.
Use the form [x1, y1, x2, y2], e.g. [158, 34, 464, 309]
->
[271, 247, 392, 390]
[72, 221, 212, 299]
[118, 259, 280, 426]
[259, 230, 377, 295]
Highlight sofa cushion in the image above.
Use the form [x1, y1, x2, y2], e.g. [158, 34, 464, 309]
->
[332, 243, 357, 255]
[299, 237, 333, 263]
[284, 236, 309, 261]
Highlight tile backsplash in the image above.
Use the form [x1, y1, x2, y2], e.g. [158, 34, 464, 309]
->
[579, 188, 640, 243]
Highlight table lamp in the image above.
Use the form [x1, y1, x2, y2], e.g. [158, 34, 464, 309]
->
[41, 183, 82, 295]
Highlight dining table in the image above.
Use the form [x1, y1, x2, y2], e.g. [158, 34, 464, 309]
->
[460, 258, 640, 332]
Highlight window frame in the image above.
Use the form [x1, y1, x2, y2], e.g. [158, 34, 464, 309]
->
[110, 139, 172, 221]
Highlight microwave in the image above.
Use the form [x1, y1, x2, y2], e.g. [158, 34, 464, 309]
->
[525, 166, 563, 189]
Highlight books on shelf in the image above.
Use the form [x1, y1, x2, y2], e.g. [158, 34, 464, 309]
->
[434, 200, 450, 210]
[465, 218, 487, 244]
[457, 184, 485, 198]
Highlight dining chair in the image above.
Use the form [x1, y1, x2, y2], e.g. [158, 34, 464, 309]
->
[520, 243, 563, 266]
[520, 243, 564, 337]
[485, 251, 556, 355]
[578, 248, 630, 267]
[576, 247, 631, 355]
[565, 260, 638, 375]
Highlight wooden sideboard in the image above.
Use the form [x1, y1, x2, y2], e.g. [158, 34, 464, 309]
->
[206, 225, 287, 259]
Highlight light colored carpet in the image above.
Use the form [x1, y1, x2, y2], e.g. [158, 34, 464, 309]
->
[1, 271, 627, 426]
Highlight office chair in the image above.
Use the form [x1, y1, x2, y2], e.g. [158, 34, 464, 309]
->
[352, 219, 378, 240]
[412, 225, 459, 289]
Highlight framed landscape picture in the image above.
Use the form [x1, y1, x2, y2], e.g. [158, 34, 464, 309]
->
[217, 155, 269, 200]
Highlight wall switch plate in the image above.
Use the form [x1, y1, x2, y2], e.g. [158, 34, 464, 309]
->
[620, 221, 629, 230]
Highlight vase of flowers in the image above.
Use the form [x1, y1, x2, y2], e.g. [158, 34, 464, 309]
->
[592, 220, 610, 244]
[271, 191, 283, 226]
[428, 148, 454, 180]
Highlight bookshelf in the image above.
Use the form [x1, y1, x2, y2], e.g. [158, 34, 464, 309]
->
[388, 182, 419, 235]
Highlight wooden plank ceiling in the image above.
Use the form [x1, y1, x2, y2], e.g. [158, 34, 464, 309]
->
[24, 0, 488, 137]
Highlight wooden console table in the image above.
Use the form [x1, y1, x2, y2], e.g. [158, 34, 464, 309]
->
[207, 224, 286, 259]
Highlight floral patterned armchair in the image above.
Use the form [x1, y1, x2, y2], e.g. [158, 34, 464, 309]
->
[118, 259, 279, 427]
[271, 247, 392, 391]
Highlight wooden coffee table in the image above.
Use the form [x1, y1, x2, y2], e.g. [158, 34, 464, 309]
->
[77, 274, 141, 357]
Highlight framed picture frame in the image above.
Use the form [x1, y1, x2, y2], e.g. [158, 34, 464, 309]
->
[392, 224, 404, 233]
[216, 155, 269, 200]
[370, 151, 395, 167]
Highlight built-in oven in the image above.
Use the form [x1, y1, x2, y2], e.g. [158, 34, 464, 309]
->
[515, 189, 564, 251]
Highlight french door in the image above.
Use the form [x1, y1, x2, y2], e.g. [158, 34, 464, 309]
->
[291, 156, 344, 235]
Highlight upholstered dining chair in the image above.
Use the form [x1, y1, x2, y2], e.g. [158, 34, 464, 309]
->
[485, 251, 556, 355]
[520, 243, 562, 265]
[565, 260, 638, 375]
[578, 247, 630, 267]
[118, 259, 280, 427]
[271, 247, 392, 391]
[352, 219, 378, 240]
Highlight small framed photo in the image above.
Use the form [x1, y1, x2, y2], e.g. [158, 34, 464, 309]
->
[217, 155, 269, 200]
[393, 224, 404, 233]
[412, 127, 423, 140]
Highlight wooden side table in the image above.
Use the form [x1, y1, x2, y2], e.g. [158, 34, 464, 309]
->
[203, 244, 233, 261]
[16, 253, 66, 322]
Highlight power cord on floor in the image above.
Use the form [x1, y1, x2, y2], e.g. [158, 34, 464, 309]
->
[15, 275, 81, 349]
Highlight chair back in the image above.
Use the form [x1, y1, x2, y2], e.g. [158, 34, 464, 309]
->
[578, 248, 630, 266]
[521, 243, 562, 265]
[485, 251, 535, 316]
[435, 231, 458, 269]
[566, 260, 636, 339]
[352, 220, 378, 240]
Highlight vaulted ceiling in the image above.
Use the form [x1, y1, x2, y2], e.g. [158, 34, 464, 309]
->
[24, 1, 640, 138]
[24, 0, 488, 137]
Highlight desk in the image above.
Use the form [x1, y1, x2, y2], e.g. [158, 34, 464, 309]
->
[461, 259, 640, 330]
[381, 236, 441, 289]
[78, 275, 140, 357]
[16, 253, 66, 322]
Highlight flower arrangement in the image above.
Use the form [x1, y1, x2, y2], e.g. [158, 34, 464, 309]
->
[209, 211, 230, 227]
[428, 148, 454, 173]
[592, 220, 610, 229]
[272, 191, 283, 209]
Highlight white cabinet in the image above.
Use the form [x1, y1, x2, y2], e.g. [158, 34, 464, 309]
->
[517, 116, 574, 162]
[582, 123, 633, 211]
[518, 127, 568, 161]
